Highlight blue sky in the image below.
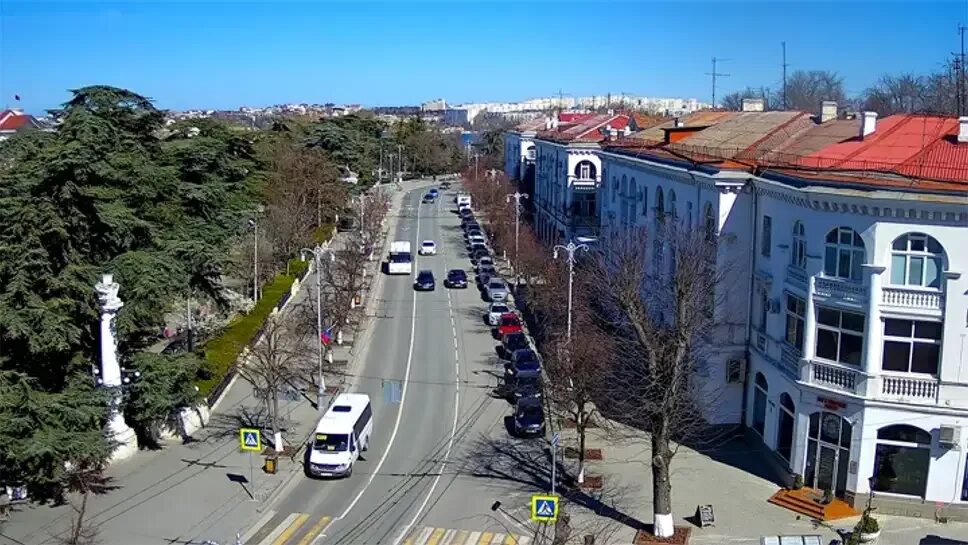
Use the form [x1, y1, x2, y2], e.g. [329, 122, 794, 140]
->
[1, 1, 965, 113]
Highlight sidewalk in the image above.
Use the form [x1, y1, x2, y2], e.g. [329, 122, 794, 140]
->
[0, 184, 411, 545]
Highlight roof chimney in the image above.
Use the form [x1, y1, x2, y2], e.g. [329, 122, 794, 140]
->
[623, 125, 632, 136]
[741, 98, 765, 112]
[820, 101, 837, 123]
[545, 117, 552, 131]
[860, 111, 878, 138]
[959, 116, 968, 143]
[674, 117, 684, 128]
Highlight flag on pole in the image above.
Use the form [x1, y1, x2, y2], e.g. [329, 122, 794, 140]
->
[320, 324, 335, 346]
[14, 95, 20, 102]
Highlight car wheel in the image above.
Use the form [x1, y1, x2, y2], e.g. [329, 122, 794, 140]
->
[345, 464, 353, 478]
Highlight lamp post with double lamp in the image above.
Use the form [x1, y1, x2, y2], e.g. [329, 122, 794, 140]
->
[301, 243, 335, 413]
[506, 191, 529, 284]
[552, 241, 589, 342]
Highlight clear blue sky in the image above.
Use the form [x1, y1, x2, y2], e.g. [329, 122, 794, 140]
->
[1, 1, 966, 114]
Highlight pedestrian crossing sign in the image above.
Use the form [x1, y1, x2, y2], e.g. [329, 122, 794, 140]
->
[239, 428, 262, 452]
[531, 494, 559, 522]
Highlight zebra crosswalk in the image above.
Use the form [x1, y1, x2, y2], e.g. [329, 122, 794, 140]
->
[240, 512, 531, 545]
[402, 526, 531, 545]
[241, 511, 333, 545]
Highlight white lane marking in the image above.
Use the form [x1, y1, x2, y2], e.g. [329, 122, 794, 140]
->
[390, 203, 463, 545]
[335, 191, 422, 522]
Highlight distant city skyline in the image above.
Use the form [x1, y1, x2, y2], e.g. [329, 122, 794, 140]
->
[1, 1, 965, 115]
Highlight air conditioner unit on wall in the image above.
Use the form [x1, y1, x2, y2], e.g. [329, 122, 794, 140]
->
[939, 426, 961, 450]
[726, 359, 746, 384]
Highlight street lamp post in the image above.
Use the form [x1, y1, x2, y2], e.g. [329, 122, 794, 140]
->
[397, 144, 404, 182]
[474, 153, 480, 180]
[248, 219, 259, 301]
[301, 243, 335, 413]
[552, 241, 589, 342]
[506, 191, 529, 284]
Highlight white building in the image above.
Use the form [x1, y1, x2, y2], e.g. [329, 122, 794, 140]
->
[531, 113, 630, 244]
[599, 109, 968, 520]
[504, 118, 545, 183]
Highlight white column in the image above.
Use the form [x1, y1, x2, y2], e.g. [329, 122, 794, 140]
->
[95, 274, 138, 462]
[861, 265, 886, 396]
[800, 276, 818, 383]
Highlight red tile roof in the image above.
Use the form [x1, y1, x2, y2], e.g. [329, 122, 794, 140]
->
[537, 114, 630, 144]
[0, 109, 39, 131]
[558, 112, 597, 123]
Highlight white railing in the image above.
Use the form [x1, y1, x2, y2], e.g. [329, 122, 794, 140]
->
[810, 361, 860, 394]
[881, 286, 943, 311]
[814, 276, 867, 305]
[881, 374, 939, 401]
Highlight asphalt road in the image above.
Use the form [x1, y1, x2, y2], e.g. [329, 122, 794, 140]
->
[250, 183, 531, 545]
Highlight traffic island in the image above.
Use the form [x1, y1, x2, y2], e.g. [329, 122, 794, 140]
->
[633, 526, 691, 545]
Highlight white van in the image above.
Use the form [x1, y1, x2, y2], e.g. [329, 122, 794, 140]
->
[306, 393, 373, 478]
[456, 193, 471, 209]
[387, 240, 413, 274]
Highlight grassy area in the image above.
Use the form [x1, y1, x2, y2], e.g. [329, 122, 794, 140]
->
[196, 272, 296, 396]
[288, 257, 309, 278]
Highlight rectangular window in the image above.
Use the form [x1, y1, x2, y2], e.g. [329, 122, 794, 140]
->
[761, 216, 772, 257]
[785, 294, 806, 352]
[815, 307, 866, 366]
[881, 318, 942, 375]
[757, 290, 768, 332]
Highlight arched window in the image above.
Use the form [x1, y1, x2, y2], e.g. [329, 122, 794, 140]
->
[611, 176, 618, 202]
[776, 393, 795, 462]
[704, 203, 716, 241]
[628, 178, 638, 217]
[823, 227, 865, 281]
[576, 160, 597, 181]
[655, 187, 665, 217]
[890, 233, 944, 288]
[687, 201, 694, 227]
[873, 424, 931, 497]
[668, 189, 678, 219]
[752, 372, 768, 437]
[791, 221, 806, 269]
[621, 174, 627, 197]
[642, 186, 649, 217]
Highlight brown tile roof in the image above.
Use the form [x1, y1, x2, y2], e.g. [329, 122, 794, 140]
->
[611, 110, 736, 146]
[513, 118, 548, 133]
[537, 114, 630, 144]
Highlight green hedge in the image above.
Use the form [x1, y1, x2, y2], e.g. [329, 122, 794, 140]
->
[288, 257, 308, 278]
[196, 272, 296, 396]
[313, 223, 336, 244]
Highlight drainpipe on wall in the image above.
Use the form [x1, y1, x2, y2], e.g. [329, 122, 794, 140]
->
[739, 179, 759, 434]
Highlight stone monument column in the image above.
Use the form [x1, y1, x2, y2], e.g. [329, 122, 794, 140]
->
[95, 274, 138, 462]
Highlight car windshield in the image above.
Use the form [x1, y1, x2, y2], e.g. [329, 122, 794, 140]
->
[449, 270, 465, 279]
[418, 272, 433, 281]
[516, 376, 540, 388]
[516, 360, 540, 372]
[506, 334, 526, 347]
[492, 305, 509, 313]
[313, 433, 349, 452]
[422, 242, 434, 247]
[489, 282, 504, 290]
[518, 405, 543, 419]
[390, 253, 412, 263]
[501, 316, 518, 326]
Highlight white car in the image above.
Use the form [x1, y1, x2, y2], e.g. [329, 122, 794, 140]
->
[468, 234, 486, 247]
[486, 279, 510, 302]
[477, 256, 494, 271]
[487, 302, 512, 326]
[419, 240, 437, 255]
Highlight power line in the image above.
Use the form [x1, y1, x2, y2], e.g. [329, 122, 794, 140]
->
[706, 57, 730, 108]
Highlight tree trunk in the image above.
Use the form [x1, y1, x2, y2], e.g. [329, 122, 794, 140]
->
[652, 432, 674, 538]
[271, 390, 283, 452]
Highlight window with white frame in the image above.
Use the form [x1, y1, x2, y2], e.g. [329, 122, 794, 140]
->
[752, 373, 768, 437]
[873, 425, 931, 497]
[785, 294, 805, 352]
[791, 221, 806, 268]
[890, 233, 944, 288]
[761, 215, 773, 257]
[703, 203, 716, 241]
[815, 307, 865, 365]
[882, 319, 942, 374]
[823, 227, 865, 281]
[577, 161, 594, 180]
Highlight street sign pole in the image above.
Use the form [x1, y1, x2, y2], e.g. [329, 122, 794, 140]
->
[249, 452, 254, 501]
[550, 432, 559, 495]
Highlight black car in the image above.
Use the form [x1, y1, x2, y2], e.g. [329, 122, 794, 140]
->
[509, 370, 543, 400]
[414, 270, 435, 291]
[471, 248, 490, 263]
[501, 332, 529, 357]
[445, 269, 468, 288]
[505, 349, 541, 377]
[512, 397, 546, 437]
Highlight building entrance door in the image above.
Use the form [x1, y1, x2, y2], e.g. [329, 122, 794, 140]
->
[803, 411, 852, 497]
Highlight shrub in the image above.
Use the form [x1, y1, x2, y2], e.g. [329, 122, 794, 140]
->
[196, 273, 296, 396]
[856, 510, 879, 533]
[313, 223, 336, 244]
[288, 257, 309, 279]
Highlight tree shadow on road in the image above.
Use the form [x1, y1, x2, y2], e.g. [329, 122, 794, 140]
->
[459, 433, 648, 534]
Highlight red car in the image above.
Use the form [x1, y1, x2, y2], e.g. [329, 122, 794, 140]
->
[496, 313, 523, 337]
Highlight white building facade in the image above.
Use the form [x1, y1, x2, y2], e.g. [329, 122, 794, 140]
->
[599, 141, 968, 519]
[504, 126, 538, 183]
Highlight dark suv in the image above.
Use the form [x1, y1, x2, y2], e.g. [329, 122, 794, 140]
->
[414, 270, 435, 291]
[445, 269, 468, 288]
[512, 397, 546, 437]
[500, 332, 529, 358]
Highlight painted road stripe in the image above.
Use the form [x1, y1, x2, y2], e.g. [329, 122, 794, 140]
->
[502, 534, 520, 545]
[295, 515, 331, 545]
[270, 513, 310, 545]
[476, 532, 494, 545]
[407, 527, 433, 545]
[465, 532, 482, 545]
[256, 513, 302, 545]
[426, 527, 446, 545]
[450, 529, 470, 545]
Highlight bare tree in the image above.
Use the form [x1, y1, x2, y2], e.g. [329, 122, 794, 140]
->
[57, 460, 113, 545]
[239, 316, 308, 451]
[720, 87, 775, 111]
[586, 224, 724, 538]
[321, 230, 370, 345]
[784, 69, 846, 111]
[543, 317, 609, 486]
[358, 189, 391, 254]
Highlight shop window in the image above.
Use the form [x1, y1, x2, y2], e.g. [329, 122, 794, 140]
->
[872, 424, 931, 497]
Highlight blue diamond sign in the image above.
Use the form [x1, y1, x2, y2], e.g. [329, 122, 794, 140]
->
[531, 494, 559, 523]
[239, 428, 262, 452]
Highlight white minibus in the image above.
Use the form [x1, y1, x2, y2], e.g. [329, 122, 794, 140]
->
[306, 393, 373, 478]
[387, 240, 413, 274]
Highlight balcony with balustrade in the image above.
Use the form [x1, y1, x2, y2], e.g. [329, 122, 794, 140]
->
[812, 275, 867, 308]
[880, 285, 944, 318]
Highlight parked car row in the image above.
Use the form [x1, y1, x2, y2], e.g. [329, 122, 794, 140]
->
[458, 202, 546, 439]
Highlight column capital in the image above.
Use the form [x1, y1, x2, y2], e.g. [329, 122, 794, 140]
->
[861, 264, 886, 275]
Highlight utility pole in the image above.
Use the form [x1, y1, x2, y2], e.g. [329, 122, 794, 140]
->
[782, 42, 789, 110]
[706, 57, 730, 108]
[506, 191, 529, 284]
[397, 144, 404, 181]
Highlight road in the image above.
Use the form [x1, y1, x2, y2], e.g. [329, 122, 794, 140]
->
[243, 183, 542, 545]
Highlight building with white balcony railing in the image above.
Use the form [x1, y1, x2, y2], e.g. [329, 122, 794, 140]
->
[504, 118, 545, 185]
[531, 113, 630, 244]
[599, 105, 968, 520]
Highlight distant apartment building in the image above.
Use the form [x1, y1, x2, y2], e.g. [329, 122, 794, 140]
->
[596, 103, 968, 520]
[421, 99, 448, 111]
